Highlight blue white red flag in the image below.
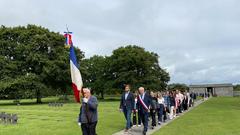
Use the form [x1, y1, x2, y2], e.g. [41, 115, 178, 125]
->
[64, 32, 73, 48]
[68, 33, 83, 103]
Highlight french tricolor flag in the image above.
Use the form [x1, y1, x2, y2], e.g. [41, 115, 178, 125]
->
[70, 44, 83, 103]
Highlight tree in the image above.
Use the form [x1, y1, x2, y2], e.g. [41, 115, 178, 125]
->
[106, 45, 170, 92]
[0, 25, 84, 103]
[234, 85, 240, 91]
[168, 83, 189, 91]
[81, 55, 108, 99]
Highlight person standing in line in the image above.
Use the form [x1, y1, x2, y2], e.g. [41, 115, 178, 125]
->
[169, 91, 175, 120]
[175, 90, 180, 116]
[150, 91, 157, 129]
[157, 92, 164, 125]
[163, 91, 170, 122]
[78, 88, 98, 135]
[119, 84, 135, 133]
[137, 87, 152, 135]
[132, 91, 141, 127]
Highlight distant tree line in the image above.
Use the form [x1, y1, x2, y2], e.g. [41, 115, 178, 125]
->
[234, 85, 240, 91]
[0, 25, 170, 103]
[167, 83, 189, 92]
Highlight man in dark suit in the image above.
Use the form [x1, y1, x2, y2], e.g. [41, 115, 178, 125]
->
[119, 84, 135, 133]
[78, 88, 98, 135]
[137, 87, 152, 135]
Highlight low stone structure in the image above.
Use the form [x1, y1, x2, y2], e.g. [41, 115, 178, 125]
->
[189, 83, 233, 97]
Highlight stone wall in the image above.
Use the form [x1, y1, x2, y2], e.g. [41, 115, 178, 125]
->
[189, 85, 233, 97]
[189, 87, 205, 94]
[215, 87, 233, 96]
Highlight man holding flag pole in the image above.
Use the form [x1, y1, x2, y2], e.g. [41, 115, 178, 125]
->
[66, 31, 98, 135]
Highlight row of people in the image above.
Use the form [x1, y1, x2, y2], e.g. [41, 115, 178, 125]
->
[119, 84, 197, 135]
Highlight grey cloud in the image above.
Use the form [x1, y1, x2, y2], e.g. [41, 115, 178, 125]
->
[0, 0, 239, 84]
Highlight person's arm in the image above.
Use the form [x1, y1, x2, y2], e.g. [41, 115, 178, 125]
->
[148, 95, 152, 111]
[131, 93, 135, 111]
[136, 97, 140, 110]
[119, 94, 123, 109]
[88, 97, 98, 110]
[78, 107, 82, 123]
[163, 98, 166, 107]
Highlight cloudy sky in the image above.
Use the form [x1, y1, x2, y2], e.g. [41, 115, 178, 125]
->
[1, 0, 240, 84]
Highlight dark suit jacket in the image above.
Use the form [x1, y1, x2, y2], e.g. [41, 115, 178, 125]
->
[119, 91, 134, 110]
[79, 96, 98, 123]
[137, 93, 152, 114]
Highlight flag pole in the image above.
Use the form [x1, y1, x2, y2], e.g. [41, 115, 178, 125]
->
[65, 26, 83, 103]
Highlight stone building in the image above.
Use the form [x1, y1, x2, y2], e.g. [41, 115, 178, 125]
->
[189, 83, 233, 96]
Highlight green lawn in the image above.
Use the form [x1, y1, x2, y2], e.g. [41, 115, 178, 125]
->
[2, 97, 239, 135]
[0, 98, 124, 135]
[153, 97, 240, 135]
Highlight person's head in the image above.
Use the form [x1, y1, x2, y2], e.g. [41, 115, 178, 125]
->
[124, 84, 131, 92]
[176, 90, 179, 94]
[157, 92, 162, 98]
[138, 87, 145, 95]
[169, 92, 173, 97]
[157, 91, 161, 98]
[162, 91, 166, 96]
[166, 91, 169, 95]
[134, 90, 139, 97]
[82, 88, 91, 98]
[150, 91, 155, 97]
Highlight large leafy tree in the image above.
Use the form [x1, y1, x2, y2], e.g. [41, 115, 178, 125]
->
[81, 55, 108, 99]
[0, 25, 84, 103]
[106, 45, 170, 92]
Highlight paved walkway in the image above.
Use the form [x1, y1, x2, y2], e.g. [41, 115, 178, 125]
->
[113, 98, 209, 135]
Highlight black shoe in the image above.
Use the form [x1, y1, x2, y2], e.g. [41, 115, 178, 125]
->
[143, 131, 146, 135]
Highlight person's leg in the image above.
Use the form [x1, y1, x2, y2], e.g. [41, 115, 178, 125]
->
[143, 112, 149, 133]
[180, 103, 183, 112]
[152, 110, 156, 126]
[137, 111, 141, 126]
[133, 111, 136, 126]
[159, 105, 163, 122]
[126, 109, 132, 129]
[81, 123, 89, 135]
[163, 107, 167, 122]
[150, 109, 153, 127]
[170, 106, 174, 119]
[123, 107, 128, 130]
[89, 122, 97, 135]
[157, 108, 161, 124]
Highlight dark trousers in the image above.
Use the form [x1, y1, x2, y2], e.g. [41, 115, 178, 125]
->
[157, 104, 164, 122]
[177, 103, 183, 114]
[150, 109, 156, 126]
[133, 110, 141, 125]
[123, 106, 132, 129]
[140, 110, 149, 132]
[81, 122, 97, 135]
[163, 107, 167, 121]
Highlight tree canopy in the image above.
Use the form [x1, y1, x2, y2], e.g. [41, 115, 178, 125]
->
[0, 25, 170, 102]
[0, 25, 84, 103]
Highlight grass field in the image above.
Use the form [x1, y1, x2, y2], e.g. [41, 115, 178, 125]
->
[0, 97, 124, 135]
[153, 97, 240, 135]
[1, 97, 240, 135]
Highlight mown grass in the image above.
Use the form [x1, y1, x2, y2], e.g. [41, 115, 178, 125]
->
[0, 97, 124, 135]
[153, 97, 240, 135]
